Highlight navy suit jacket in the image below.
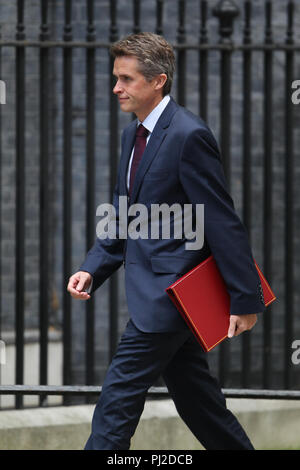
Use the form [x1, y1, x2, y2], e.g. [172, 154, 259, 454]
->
[79, 97, 265, 332]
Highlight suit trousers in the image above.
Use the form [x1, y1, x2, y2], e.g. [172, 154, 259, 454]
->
[84, 319, 254, 450]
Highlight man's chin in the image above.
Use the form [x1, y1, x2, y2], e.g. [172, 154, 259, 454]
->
[119, 99, 131, 110]
[119, 101, 137, 115]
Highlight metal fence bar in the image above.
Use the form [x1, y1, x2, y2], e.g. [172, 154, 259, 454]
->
[85, 0, 96, 394]
[284, 0, 295, 390]
[199, 0, 208, 121]
[15, 0, 26, 410]
[241, 0, 253, 389]
[39, 0, 51, 408]
[177, 0, 186, 107]
[155, 0, 164, 36]
[62, 0, 73, 406]
[108, 0, 120, 363]
[262, 0, 274, 389]
[133, 0, 141, 35]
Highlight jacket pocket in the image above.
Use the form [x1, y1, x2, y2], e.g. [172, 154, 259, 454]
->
[150, 255, 196, 275]
[144, 170, 169, 180]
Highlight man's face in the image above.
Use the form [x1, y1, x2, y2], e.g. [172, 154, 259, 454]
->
[113, 55, 164, 122]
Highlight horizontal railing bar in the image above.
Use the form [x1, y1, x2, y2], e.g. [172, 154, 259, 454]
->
[222, 389, 300, 400]
[0, 385, 300, 400]
[0, 41, 300, 52]
[0, 385, 101, 396]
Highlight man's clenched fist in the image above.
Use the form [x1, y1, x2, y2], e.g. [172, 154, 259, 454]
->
[67, 271, 92, 300]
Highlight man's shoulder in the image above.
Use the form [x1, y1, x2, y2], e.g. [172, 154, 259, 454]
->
[175, 104, 208, 130]
[169, 102, 220, 156]
[171, 102, 216, 143]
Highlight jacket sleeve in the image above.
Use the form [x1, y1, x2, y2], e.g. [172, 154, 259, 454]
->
[179, 127, 265, 315]
[78, 168, 125, 293]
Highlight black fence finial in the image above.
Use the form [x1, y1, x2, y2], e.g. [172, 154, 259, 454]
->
[212, 0, 240, 43]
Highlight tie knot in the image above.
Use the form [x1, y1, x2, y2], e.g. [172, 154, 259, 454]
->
[136, 124, 149, 138]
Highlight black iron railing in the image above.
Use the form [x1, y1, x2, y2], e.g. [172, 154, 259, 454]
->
[0, 1, 299, 409]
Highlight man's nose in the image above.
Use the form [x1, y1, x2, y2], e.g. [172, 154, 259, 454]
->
[113, 79, 122, 94]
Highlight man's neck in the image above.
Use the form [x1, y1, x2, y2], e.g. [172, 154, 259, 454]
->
[136, 95, 165, 122]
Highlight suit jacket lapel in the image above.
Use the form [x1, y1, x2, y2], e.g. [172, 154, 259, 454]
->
[129, 97, 178, 204]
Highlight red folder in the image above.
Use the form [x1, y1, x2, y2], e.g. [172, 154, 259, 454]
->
[165, 255, 276, 352]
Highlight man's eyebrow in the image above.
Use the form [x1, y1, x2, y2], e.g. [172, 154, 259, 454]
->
[113, 72, 132, 79]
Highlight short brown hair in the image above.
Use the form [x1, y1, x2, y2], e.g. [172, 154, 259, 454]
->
[110, 32, 175, 96]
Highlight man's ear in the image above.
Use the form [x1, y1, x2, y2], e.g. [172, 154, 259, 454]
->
[154, 73, 167, 92]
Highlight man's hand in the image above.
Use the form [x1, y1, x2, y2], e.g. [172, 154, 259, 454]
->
[227, 313, 258, 338]
[67, 271, 92, 300]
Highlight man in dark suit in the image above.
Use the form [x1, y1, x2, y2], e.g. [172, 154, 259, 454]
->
[67, 32, 265, 450]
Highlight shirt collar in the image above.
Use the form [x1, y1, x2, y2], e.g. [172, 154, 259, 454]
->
[138, 95, 170, 134]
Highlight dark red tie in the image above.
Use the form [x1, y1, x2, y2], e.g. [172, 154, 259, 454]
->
[129, 124, 149, 196]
